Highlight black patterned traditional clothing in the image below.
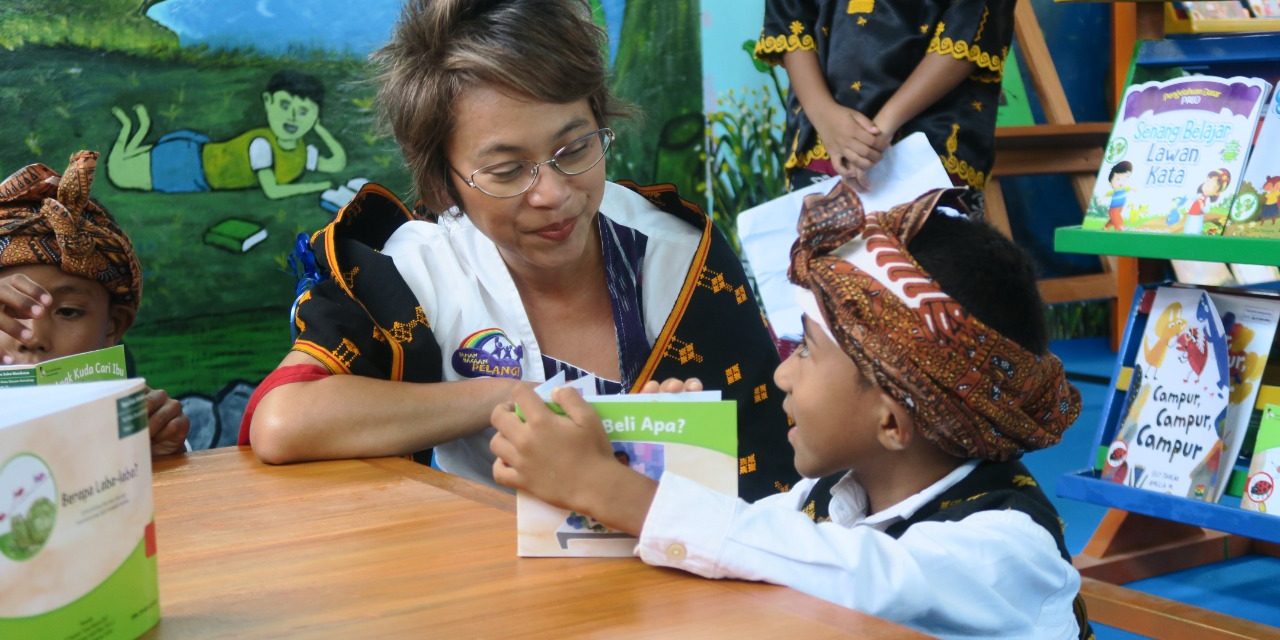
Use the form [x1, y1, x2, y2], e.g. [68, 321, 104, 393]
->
[0, 151, 142, 310]
[798, 459, 1094, 639]
[283, 181, 798, 501]
[755, 0, 1016, 189]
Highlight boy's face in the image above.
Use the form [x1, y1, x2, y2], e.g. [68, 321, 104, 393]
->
[773, 315, 889, 478]
[1111, 171, 1131, 189]
[263, 90, 320, 143]
[0, 265, 131, 365]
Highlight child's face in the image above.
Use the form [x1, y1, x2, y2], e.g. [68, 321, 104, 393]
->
[1202, 174, 1224, 197]
[0, 265, 129, 365]
[773, 315, 889, 478]
[263, 90, 320, 143]
[1111, 171, 1131, 189]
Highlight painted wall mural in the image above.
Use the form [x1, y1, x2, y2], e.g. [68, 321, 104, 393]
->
[0, 0, 706, 449]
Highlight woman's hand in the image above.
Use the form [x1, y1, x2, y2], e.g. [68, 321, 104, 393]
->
[637, 377, 703, 394]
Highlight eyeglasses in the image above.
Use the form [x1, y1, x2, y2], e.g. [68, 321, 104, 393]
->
[453, 128, 614, 199]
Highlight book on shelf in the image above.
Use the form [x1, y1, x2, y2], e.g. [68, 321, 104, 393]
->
[1101, 286, 1280, 502]
[0, 345, 126, 388]
[1242, 404, 1280, 514]
[1250, 0, 1280, 17]
[515, 376, 736, 557]
[1179, 1, 1252, 20]
[203, 218, 267, 253]
[1085, 75, 1272, 235]
[0, 378, 159, 638]
[1225, 86, 1280, 238]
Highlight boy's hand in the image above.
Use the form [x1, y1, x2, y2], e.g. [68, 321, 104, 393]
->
[808, 103, 886, 191]
[491, 385, 657, 535]
[0, 273, 52, 347]
[146, 388, 189, 457]
[637, 377, 703, 394]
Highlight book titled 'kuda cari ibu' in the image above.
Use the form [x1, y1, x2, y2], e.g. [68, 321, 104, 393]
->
[1086, 75, 1271, 235]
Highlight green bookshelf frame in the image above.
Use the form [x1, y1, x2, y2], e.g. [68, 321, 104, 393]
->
[1054, 226, 1280, 266]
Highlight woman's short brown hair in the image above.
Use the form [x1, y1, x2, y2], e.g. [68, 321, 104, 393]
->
[373, 0, 625, 210]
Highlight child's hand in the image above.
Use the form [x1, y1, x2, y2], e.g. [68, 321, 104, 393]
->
[0, 273, 52, 348]
[809, 103, 886, 190]
[145, 388, 190, 457]
[490, 385, 619, 512]
[637, 377, 703, 394]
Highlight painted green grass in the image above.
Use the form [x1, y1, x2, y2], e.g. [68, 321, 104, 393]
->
[1, 46, 408, 395]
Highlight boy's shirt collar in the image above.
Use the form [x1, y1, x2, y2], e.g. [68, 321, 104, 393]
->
[828, 459, 981, 529]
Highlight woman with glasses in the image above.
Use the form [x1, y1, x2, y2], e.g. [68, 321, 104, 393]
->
[241, 0, 798, 501]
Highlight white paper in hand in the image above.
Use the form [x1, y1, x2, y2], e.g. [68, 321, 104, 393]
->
[736, 133, 951, 341]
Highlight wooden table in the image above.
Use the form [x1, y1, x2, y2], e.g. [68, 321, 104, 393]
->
[145, 448, 925, 638]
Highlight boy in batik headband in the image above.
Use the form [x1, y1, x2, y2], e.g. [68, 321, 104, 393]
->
[489, 182, 1092, 639]
[0, 151, 189, 456]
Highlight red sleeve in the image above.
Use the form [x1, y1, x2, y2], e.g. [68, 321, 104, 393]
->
[238, 364, 333, 446]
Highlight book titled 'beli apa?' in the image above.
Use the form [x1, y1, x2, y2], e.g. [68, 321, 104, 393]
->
[515, 380, 736, 557]
[0, 379, 159, 639]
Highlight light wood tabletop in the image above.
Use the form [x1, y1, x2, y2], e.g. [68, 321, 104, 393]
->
[143, 447, 926, 638]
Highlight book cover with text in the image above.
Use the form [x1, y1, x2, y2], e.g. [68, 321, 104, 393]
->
[0, 379, 158, 639]
[516, 394, 737, 557]
[1226, 88, 1280, 238]
[1086, 76, 1271, 235]
[1101, 287, 1232, 500]
[1242, 404, 1280, 514]
[0, 345, 127, 388]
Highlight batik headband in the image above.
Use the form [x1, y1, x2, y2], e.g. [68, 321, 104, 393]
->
[0, 151, 142, 311]
[787, 182, 1080, 461]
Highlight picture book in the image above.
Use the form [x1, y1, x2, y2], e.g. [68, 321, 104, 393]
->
[736, 133, 951, 342]
[1225, 88, 1280, 238]
[1085, 75, 1272, 235]
[1101, 287, 1232, 501]
[0, 378, 159, 639]
[320, 177, 371, 214]
[1242, 404, 1280, 514]
[203, 218, 267, 253]
[515, 384, 737, 557]
[0, 345, 126, 388]
[1179, 1, 1252, 19]
[1203, 291, 1280, 499]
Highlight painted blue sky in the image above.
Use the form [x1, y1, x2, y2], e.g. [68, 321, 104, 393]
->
[147, 0, 403, 57]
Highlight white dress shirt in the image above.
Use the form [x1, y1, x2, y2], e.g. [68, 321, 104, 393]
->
[637, 461, 1081, 640]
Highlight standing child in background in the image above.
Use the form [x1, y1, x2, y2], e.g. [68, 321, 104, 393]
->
[490, 184, 1091, 639]
[0, 151, 189, 456]
[756, 1, 1016, 191]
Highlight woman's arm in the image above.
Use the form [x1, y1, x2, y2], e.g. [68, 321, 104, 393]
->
[250, 350, 523, 464]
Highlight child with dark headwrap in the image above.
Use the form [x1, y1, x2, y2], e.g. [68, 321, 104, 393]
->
[489, 183, 1091, 639]
[0, 151, 189, 456]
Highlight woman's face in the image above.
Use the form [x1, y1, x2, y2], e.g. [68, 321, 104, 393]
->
[446, 85, 607, 276]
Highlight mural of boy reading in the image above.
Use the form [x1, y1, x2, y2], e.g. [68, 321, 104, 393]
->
[0, 151, 190, 457]
[107, 70, 347, 200]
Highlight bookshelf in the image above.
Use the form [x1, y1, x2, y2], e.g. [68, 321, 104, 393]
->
[1050, 15, 1280, 638]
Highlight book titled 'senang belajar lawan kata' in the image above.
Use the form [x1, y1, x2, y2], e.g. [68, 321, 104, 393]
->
[1085, 75, 1271, 235]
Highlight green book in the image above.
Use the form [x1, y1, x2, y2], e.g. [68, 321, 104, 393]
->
[1242, 404, 1280, 514]
[203, 218, 267, 253]
[514, 390, 737, 557]
[0, 345, 127, 388]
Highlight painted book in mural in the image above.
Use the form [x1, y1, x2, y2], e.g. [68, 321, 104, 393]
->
[1242, 404, 1280, 514]
[1204, 291, 1280, 499]
[1085, 75, 1272, 235]
[1226, 88, 1280, 238]
[0, 345, 126, 388]
[0, 379, 158, 639]
[515, 384, 736, 557]
[1101, 287, 1232, 501]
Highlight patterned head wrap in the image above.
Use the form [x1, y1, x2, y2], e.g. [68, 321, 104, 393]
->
[788, 182, 1080, 461]
[0, 151, 142, 310]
